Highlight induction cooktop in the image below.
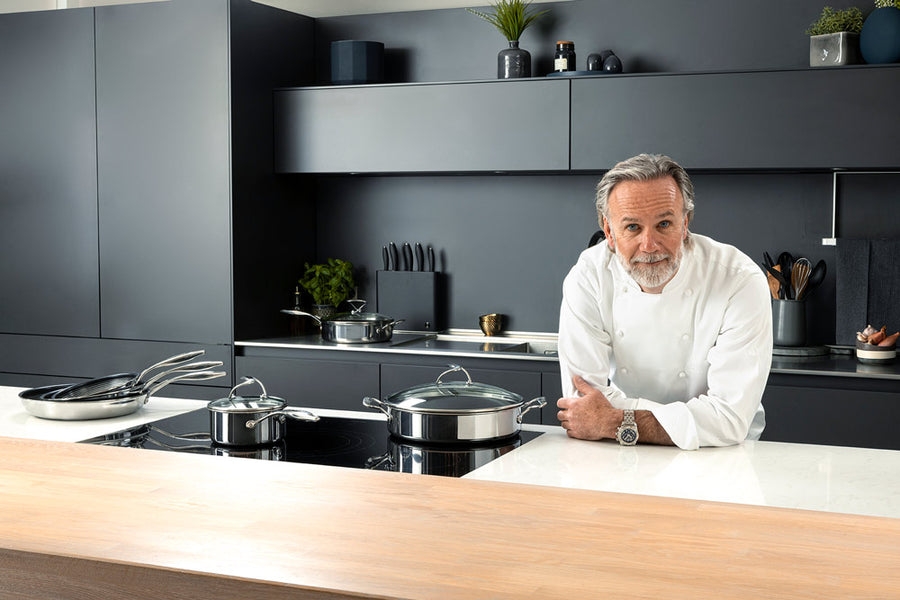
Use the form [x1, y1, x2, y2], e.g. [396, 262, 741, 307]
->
[81, 409, 542, 478]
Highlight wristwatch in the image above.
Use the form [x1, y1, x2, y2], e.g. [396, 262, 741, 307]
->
[615, 409, 639, 446]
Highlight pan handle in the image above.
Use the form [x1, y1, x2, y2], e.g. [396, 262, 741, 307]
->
[376, 319, 405, 334]
[280, 309, 322, 325]
[133, 349, 205, 387]
[362, 396, 392, 420]
[517, 397, 547, 423]
[245, 407, 320, 429]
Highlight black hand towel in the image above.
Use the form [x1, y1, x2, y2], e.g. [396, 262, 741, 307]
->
[835, 238, 900, 345]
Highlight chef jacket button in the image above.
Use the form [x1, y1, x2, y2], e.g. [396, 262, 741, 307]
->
[621, 368, 629, 375]
[617, 330, 625, 338]
[681, 333, 690, 341]
[685, 288, 694, 297]
[678, 371, 687, 379]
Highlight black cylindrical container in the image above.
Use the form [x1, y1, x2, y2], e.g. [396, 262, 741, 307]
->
[554, 41, 575, 72]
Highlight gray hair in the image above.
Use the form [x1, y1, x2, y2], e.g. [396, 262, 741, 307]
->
[595, 154, 695, 227]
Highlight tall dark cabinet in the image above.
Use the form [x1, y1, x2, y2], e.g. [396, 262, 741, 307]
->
[0, 9, 99, 338]
[0, 1, 314, 395]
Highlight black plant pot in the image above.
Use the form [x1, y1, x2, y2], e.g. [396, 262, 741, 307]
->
[498, 40, 531, 79]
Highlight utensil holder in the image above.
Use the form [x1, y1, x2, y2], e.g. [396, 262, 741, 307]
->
[772, 300, 807, 347]
[376, 271, 444, 332]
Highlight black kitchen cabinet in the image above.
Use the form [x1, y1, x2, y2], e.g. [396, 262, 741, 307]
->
[274, 79, 570, 173]
[761, 374, 900, 450]
[95, 0, 232, 344]
[571, 67, 900, 170]
[0, 9, 99, 338]
[235, 355, 379, 410]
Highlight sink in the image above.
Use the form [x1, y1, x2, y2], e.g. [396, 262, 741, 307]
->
[501, 341, 559, 357]
[395, 334, 558, 357]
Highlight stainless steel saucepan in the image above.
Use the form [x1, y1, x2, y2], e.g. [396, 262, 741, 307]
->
[363, 364, 545, 444]
[206, 376, 319, 446]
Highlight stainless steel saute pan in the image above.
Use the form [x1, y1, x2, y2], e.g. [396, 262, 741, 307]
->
[282, 300, 402, 344]
[363, 364, 545, 443]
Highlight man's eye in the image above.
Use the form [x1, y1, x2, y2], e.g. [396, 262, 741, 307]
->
[658, 221, 671, 229]
[625, 224, 639, 232]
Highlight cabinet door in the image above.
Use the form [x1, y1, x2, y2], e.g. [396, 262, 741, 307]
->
[235, 356, 379, 411]
[541, 371, 563, 426]
[380, 363, 543, 424]
[572, 67, 900, 170]
[274, 79, 569, 173]
[95, 0, 231, 344]
[0, 9, 99, 337]
[761, 383, 900, 450]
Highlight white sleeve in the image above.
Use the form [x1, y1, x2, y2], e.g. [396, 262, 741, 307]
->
[557, 258, 628, 406]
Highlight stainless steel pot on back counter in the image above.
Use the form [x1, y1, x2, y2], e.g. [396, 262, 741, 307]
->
[281, 300, 402, 344]
[363, 364, 546, 443]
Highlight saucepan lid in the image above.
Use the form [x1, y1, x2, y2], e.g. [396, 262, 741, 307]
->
[207, 376, 287, 413]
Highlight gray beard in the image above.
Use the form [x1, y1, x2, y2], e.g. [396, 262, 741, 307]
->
[616, 245, 683, 290]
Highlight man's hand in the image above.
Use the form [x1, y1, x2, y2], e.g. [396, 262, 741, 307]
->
[557, 376, 675, 445]
[556, 375, 623, 440]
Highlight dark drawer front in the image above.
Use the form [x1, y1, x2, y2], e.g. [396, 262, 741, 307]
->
[235, 356, 379, 411]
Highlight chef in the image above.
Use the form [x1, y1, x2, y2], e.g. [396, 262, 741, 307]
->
[557, 153, 772, 450]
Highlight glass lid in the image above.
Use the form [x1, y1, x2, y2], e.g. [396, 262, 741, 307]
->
[208, 376, 286, 412]
[384, 365, 524, 413]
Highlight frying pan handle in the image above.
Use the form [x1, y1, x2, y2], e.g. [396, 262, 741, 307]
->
[517, 397, 547, 423]
[280, 309, 322, 325]
[363, 397, 392, 420]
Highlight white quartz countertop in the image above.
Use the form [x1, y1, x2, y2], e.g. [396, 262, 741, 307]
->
[0, 385, 208, 443]
[465, 427, 900, 519]
[3, 385, 898, 520]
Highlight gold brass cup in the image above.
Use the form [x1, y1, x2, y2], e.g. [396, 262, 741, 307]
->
[479, 313, 503, 336]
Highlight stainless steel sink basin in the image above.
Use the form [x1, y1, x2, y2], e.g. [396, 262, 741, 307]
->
[394, 334, 558, 357]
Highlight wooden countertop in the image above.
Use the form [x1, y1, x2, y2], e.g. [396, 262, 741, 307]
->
[2, 436, 899, 599]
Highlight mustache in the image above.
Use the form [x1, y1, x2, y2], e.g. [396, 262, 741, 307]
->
[631, 253, 670, 265]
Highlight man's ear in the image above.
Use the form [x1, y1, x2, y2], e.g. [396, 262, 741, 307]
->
[603, 217, 615, 250]
[683, 215, 689, 240]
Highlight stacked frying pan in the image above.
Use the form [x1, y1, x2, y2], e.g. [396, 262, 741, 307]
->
[19, 350, 225, 420]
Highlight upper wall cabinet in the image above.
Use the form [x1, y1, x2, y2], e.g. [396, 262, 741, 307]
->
[571, 66, 900, 171]
[274, 79, 570, 173]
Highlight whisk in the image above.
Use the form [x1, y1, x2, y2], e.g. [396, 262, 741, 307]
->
[791, 257, 812, 301]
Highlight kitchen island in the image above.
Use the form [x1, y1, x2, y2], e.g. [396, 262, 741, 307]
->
[2, 385, 899, 599]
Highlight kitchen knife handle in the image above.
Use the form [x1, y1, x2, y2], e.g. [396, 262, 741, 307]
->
[427, 245, 435, 272]
[402, 243, 413, 271]
[414, 243, 424, 271]
[382, 246, 390, 271]
[389, 242, 399, 271]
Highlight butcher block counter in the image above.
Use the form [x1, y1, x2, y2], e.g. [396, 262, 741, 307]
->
[2, 434, 900, 600]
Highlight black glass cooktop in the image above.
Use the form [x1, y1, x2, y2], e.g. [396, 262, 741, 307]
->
[81, 409, 542, 478]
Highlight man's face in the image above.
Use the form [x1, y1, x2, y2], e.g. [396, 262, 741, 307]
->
[602, 177, 688, 293]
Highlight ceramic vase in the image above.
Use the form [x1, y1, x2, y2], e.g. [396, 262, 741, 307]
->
[498, 40, 531, 79]
[861, 7, 900, 64]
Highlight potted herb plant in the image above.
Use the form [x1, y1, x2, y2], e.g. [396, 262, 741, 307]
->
[860, 0, 900, 64]
[806, 6, 865, 67]
[467, 0, 549, 79]
[298, 258, 355, 319]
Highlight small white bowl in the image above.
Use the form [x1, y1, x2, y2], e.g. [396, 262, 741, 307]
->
[856, 340, 897, 364]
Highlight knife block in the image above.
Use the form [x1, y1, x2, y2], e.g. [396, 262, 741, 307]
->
[376, 270, 444, 332]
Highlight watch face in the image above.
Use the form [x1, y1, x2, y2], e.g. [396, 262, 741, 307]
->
[618, 426, 638, 445]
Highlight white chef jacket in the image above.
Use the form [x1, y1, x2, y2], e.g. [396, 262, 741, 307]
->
[558, 233, 772, 450]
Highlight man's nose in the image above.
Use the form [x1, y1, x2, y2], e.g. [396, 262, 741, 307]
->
[638, 228, 661, 252]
